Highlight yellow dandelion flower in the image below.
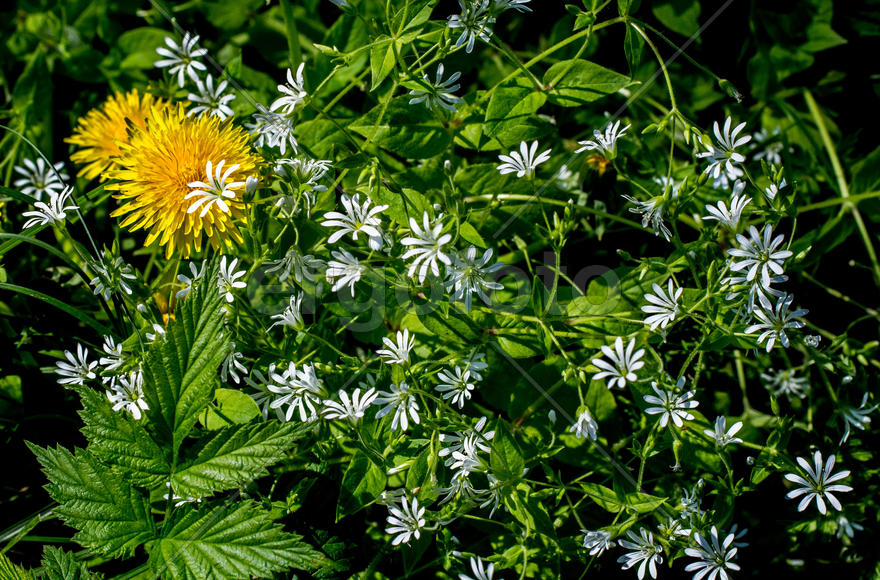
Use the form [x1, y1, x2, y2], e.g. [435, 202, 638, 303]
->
[65, 89, 168, 181]
[105, 103, 257, 259]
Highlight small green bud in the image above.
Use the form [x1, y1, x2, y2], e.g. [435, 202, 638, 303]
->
[718, 78, 743, 103]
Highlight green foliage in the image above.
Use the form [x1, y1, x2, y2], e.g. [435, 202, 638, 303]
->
[172, 422, 302, 497]
[29, 444, 155, 557]
[140, 258, 228, 453]
[77, 384, 169, 487]
[544, 59, 632, 107]
[350, 97, 452, 158]
[149, 501, 328, 579]
[2, 0, 879, 577]
[40, 547, 100, 580]
[0, 551, 33, 580]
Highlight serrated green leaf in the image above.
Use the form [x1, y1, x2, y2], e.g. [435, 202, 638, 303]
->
[29, 444, 155, 557]
[76, 385, 169, 488]
[0, 552, 33, 580]
[172, 422, 302, 498]
[543, 59, 631, 107]
[141, 258, 228, 453]
[149, 501, 328, 580]
[40, 546, 98, 580]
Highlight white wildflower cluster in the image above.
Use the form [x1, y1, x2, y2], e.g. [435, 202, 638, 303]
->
[320, 195, 504, 309]
[89, 252, 137, 301]
[52, 339, 149, 422]
[437, 416, 497, 507]
[643, 377, 699, 429]
[722, 221, 807, 352]
[16, 9, 871, 578]
[185, 160, 246, 217]
[408, 64, 464, 113]
[154, 33, 237, 120]
[267, 362, 325, 422]
[245, 63, 307, 155]
[274, 157, 332, 212]
[21, 184, 78, 230]
[690, 118, 809, 352]
[579, 518, 747, 580]
[14, 158, 69, 201]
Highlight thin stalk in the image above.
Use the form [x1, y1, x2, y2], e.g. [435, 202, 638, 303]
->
[804, 90, 880, 284]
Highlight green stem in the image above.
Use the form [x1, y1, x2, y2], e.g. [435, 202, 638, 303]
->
[804, 90, 880, 284]
[462, 193, 645, 229]
[279, 0, 303, 68]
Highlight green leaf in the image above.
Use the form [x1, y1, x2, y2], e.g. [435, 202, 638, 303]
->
[117, 27, 169, 70]
[12, 53, 52, 152]
[617, 0, 641, 17]
[371, 186, 432, 226]
[490, 422, 524, 482]
[337, 451, 387, 519]
[504, 485, 556, 538]
[580, 481, 624, 512]
[204, 0, 263, 30]
[417, 307, 481, 343]
[652, 0, 701, 37]
[370, 37, 396, 90]
[851, 144, 880, 194]
[40, 546, 98, 580]
[0, 552, 32, 580]
[149, 501, 328, 580]
[623, 22, 645, 72]
[198, 388, 261, 430]
[405, 446, 435, 500]
[573, 10, 596, 31]
[625, 492, 667, 513]
[585, 380, 617, 421]
[172, 422, 302, 498]
[483, 85, 548, 148]
[76, 385, 169, 488]
[392, 0, 437, 34]
[496, 335, 542, 358]
[29, 444, 155, 557]
[349, 97, 451, 158]
[459, 222, 487, 248]
[543, 59, 631, 107]
[141, 258, 228, 453]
